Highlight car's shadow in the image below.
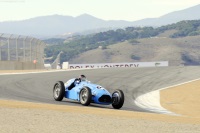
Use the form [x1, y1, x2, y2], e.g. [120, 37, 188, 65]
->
[60, 100, 114, 110]
[53, 99, 151, 113]
[53, 99, 140, 112]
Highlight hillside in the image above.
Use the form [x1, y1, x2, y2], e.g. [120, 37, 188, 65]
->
[44, 19, 200, 66]
[68, 34, 200, 66]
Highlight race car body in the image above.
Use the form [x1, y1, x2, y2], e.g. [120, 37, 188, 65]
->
[65, 79, 112, 105]
[53, 78, 124, 109]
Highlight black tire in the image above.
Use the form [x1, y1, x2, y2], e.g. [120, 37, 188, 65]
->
[79, 87, 92, 106]
[112, 89, 124, 109]
[53, 81, 65, 101]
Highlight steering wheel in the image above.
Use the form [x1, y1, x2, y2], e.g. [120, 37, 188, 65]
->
[75, 78, 81, 84]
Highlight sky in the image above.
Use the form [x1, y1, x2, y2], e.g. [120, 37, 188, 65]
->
[0, 0, 200, 22]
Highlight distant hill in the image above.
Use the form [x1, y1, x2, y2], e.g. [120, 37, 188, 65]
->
[133, 4, 200, 26]
[1, 4, 200, 37]
[0, 14, 132, 37]
[68, 35, 200, 66]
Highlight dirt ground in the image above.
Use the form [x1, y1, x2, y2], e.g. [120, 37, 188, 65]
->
[0, 70, 200, 132]
[161, 79, 200, 118]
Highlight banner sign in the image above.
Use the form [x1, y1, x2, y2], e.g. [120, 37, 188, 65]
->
[69, 61, 168, 69]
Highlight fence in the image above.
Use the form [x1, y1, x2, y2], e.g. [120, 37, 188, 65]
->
[0, 33, 46, 70]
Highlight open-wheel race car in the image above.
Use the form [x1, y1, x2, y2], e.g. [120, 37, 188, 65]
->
[53, 76, 124, 109]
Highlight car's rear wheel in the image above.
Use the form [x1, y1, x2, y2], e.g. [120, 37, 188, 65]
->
[53, 81, 65, 101]
[112, 89, 124, 109]
[79, 87, 92, 106]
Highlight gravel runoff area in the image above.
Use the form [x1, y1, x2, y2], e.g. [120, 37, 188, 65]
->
[0, 78, 200, 133]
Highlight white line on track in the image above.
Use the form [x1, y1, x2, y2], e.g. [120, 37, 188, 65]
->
[158, 77, 200, 91]
[0, 69, 89, 75]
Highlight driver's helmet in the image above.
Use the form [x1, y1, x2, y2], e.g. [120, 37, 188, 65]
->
[79, 75, 86, 81]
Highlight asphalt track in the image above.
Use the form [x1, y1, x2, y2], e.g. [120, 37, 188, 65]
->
[0, 66, 200, 112]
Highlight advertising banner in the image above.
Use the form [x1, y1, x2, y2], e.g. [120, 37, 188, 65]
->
[68, 61, 168, 69]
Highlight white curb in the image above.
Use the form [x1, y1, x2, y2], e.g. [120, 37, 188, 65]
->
[134, 78, 200, 115]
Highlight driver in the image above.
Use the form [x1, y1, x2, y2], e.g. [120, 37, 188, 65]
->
[79, 74, 86, 81]
[67, 75, 86, 90]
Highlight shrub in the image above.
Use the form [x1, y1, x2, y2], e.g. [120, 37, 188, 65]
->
[131, 54, 141, 60]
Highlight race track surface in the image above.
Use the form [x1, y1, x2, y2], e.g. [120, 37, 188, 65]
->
[0, 66, 200, 112]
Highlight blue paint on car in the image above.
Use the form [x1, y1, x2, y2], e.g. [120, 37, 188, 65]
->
[64, 79, 112, 105]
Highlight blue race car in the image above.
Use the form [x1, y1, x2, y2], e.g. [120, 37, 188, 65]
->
[53, 77, 124, 109]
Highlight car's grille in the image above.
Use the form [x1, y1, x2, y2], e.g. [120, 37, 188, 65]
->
[99, 95, 111, 103]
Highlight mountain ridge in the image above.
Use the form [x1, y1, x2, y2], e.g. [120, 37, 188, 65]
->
[1, 4, 200, 37]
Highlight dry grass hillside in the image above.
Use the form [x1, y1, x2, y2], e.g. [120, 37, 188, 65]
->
[69, 31, 200, 66]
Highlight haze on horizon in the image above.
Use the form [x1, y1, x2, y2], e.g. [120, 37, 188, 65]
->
[0, 0, 199, 22]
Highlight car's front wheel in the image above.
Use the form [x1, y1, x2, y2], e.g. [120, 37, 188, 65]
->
[53, 81, 65, 101]
[112, 89, 124, 109]
[79, 87, 92, 106]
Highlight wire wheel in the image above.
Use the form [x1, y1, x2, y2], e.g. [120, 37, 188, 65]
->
[53, 81, 65, 101]
[79, 87, 92, 106]
[112, 89, 124, 109]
